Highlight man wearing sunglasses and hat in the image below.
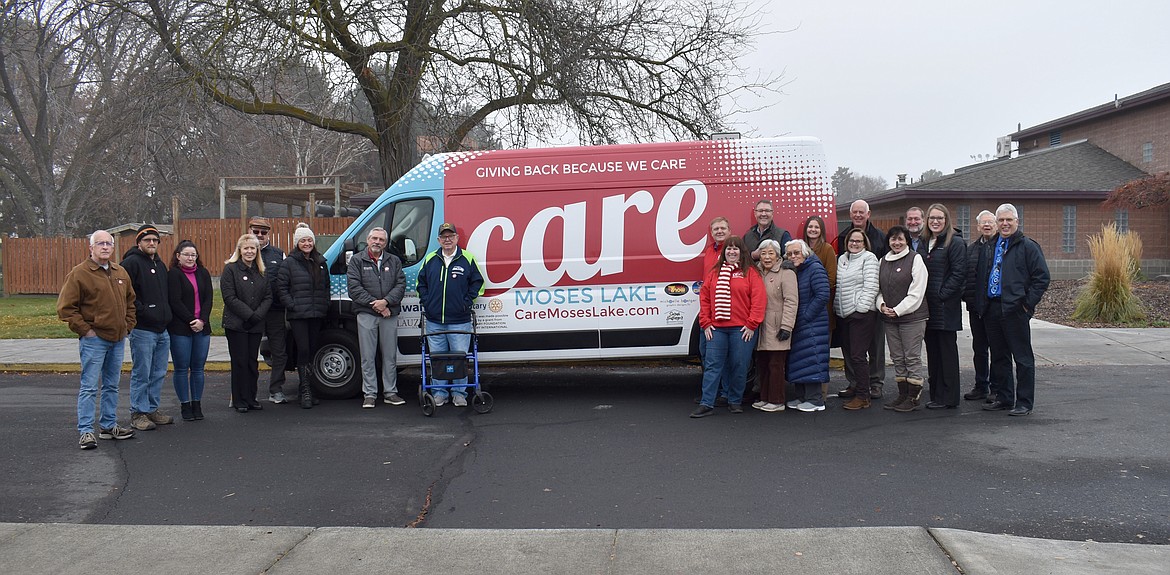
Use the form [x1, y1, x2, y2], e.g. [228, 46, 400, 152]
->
[249, 216, 291, 404]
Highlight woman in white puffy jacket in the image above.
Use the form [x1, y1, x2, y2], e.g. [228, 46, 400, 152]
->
[834, 228, 881, 410]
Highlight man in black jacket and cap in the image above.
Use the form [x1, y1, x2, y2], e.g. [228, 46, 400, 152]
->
[122, 224, 174, 431]
[250, 216, 290, 404]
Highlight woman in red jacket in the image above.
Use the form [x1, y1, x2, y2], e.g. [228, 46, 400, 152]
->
[691, 236, 766, 418]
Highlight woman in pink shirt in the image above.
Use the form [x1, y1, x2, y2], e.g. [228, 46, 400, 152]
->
[167, 240, 213, 422]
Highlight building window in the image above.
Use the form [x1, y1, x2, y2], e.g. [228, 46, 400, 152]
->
[1116, 208, 1129, 233]
[1143, 142, 1154, 164]
[956, 205, 971, 238]
[1049, 131, 1062, 146]
[1062, 205, 1076, 253]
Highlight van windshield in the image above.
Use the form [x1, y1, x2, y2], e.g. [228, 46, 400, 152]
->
[353, 198, 434, 266]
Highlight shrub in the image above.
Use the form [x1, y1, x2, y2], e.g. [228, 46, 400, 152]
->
[1072, 224, 1145, 323]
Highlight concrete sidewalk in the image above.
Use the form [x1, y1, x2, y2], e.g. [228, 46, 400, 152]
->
[2, 319, 1167, 370]
[0, 523, 1164, 574]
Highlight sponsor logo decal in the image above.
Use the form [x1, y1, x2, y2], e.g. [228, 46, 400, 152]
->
[664, 283, 689, 296]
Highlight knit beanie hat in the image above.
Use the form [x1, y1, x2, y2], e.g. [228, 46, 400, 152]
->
[135, 224, 160, 243]
[292, 222, 315, 245]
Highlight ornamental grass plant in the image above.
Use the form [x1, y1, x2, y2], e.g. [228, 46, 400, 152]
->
[1072, 223, 1145, 323]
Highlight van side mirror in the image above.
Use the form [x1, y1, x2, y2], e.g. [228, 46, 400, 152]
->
[403, 238, 417, 264]
[330, 238, 357, 275]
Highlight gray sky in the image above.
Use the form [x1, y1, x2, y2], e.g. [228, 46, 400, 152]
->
[736, 0, 1170, 185]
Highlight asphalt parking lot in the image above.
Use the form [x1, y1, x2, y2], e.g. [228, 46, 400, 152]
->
[2, 362, 1167, 544]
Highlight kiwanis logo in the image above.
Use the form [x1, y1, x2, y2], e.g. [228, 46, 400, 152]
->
[488, 298, 504, 313]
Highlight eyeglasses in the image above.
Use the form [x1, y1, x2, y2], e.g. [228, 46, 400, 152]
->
[178, 252, 198, 258]
[755, 209, 773, 213]
[251, 229, 269, 236]
[439, 234, 457, 239]
[140, 237, 159, 243]
[927, 216, 946, 221]
[784, 252, 803, 257]
[847, 239, 865, 244]
[93, 241, 114, 247]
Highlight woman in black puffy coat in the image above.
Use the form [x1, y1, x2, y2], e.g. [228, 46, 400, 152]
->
[918, 203, 967, 409]
[221, 234, 272, 413]
[276, 223, 330, 408]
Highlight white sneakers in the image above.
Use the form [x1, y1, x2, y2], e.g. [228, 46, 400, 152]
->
[796, 401, 826, 412]
[752, 401, 785, 412]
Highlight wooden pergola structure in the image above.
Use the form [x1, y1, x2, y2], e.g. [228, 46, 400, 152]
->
[218, 175, 369, 229]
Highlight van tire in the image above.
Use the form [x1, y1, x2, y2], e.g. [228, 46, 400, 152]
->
[313, 328, 361, 399]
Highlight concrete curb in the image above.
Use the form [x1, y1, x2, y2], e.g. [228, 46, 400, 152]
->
[1, 524, 1164, 575]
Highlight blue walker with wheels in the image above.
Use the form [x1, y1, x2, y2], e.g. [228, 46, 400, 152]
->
[418, 307, 493, 416]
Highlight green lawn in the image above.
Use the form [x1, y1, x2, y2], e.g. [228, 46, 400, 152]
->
[0, 291, 226, 339]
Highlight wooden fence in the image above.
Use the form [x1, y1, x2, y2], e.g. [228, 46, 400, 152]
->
[2, 217, 355, 295]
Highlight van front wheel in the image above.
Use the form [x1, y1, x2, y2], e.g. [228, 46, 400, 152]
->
[312, 329, 361, 399]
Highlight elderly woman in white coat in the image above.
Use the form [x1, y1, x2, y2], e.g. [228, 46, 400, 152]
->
[834, 228, 881, 410]
[753, 239, 798, 412]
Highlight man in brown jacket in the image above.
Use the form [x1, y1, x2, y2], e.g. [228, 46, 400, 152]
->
[57, 230, 138, 450]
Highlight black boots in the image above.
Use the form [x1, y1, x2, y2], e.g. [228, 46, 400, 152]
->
[181, 401, 204, 421]
[297, 365, 314, 409]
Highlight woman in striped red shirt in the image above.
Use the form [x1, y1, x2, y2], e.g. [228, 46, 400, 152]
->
[692, 236, 766, 418]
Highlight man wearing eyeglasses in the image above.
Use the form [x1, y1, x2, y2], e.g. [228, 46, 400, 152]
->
[417, 223, 484, 407]
[58, 230, 138, 449]
[121, 224, 174, 431]
[744, 200, 792, 263]
[249, 216, 290, 404]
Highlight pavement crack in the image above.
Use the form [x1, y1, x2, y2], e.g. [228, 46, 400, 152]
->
[603, 529, 620, 575]
[260, 528, 314, 573]
[926, 528, 966, 574]
[406, 481, 436, 528]
[86, 440, 133, 524]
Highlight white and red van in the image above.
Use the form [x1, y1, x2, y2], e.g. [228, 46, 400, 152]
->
[314, 137, 834, 397]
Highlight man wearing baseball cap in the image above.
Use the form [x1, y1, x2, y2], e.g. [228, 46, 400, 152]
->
[122, 224, 174, 430]
[417, 223, 484, 407]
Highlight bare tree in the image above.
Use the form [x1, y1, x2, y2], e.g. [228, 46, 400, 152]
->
[0, 0, 172, 235]
[110, 0, 776, 187]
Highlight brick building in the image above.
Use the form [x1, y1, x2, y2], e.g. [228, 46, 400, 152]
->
[839, 82, 1170, 279]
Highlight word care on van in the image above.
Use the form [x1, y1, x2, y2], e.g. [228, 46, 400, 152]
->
[314, 137, 835, 398]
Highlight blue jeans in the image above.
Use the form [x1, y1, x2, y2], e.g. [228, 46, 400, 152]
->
[425, 320, 471, 399]
[699, 327, 756, 407]
[129, 329, 170, 414]
[77, 336, 124, 434]
[170, 331, 210, 402]
[697, 332, 729, 398]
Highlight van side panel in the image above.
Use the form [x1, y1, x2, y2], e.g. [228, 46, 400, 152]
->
[327, 138, 832, 366]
